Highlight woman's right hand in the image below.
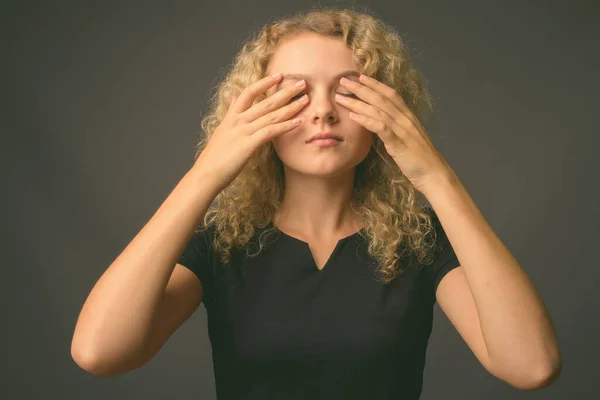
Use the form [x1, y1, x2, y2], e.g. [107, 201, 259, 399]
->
[193, 73, 309, 191]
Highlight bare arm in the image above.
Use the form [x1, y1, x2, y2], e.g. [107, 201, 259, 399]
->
[71, 71, 307, 376]
[71, 159, 222, 377]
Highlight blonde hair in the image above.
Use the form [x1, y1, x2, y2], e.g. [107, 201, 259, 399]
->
[195, 6, 441, 284]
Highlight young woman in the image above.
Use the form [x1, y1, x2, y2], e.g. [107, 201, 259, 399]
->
[71, 7, 561, 399]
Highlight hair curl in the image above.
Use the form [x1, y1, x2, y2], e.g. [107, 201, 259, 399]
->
[194, 6, 442, 284]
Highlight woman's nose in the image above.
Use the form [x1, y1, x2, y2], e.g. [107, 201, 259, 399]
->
[305, 92, 339, 122]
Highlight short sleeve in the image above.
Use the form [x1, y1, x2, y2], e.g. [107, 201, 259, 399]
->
[177, 224, 215, 303]
[426, 207, 461, 301]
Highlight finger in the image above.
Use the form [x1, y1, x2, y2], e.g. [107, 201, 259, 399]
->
[343, 75, 416, 125]
[242, 78, 307, 122]
[358, 74, 412, 115]
[226, 96, 237, 114]
[252, 116, 303, 144]
[231, 74, 282, 114]
[247, 93, 309, 135]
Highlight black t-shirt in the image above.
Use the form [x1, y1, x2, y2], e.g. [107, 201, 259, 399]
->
[177, 207, 460, 399]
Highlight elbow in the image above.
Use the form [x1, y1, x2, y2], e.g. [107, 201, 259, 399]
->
[71, 339, 125, 378]
[490, 349, 562, 391]
[526, 345, 563, 390]
[508, 357, 562, 391]
[71, 346, 111, 377]
[524, 359, 562, 391]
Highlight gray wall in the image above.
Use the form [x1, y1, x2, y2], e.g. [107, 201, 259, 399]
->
[3, 0, 598, 398]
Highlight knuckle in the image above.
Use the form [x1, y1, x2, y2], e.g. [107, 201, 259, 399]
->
[230, 113, 242, 125]
[281, 105, 296, 117]
[257, 125, 270, 138]
[262, 98, 276, 110]
[399, 115, 411, 127]
[241, 121, 254, 135]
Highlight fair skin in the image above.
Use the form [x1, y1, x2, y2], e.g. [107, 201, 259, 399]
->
[264, 33, 561, 390]
[265, 32, 373, 248]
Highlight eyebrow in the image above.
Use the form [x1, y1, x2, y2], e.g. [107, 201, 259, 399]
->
[279, 70, 360, 84]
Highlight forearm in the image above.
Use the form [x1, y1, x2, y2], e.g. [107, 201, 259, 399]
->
[423, 170, 561, 384]
[71, 163, 222, 370]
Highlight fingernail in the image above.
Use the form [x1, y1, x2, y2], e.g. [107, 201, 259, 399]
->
[272, 72, 282, 79]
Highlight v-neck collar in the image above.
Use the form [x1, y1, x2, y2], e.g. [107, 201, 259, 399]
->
[273, 225, 363, 272]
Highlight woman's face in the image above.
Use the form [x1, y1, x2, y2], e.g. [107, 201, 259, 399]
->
[265, 32, 374, 178]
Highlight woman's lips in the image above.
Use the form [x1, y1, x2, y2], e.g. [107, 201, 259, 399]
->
[309, 138, 341, 147]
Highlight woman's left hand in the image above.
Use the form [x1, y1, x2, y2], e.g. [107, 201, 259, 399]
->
[336, 74, 453, 193]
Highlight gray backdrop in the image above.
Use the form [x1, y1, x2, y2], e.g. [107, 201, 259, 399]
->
[3, 0, 598, 398]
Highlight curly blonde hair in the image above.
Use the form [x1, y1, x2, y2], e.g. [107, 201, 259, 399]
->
[195, 6, 442, 284]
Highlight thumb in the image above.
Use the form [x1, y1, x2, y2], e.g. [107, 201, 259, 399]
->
[229, 96, 237, 111]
